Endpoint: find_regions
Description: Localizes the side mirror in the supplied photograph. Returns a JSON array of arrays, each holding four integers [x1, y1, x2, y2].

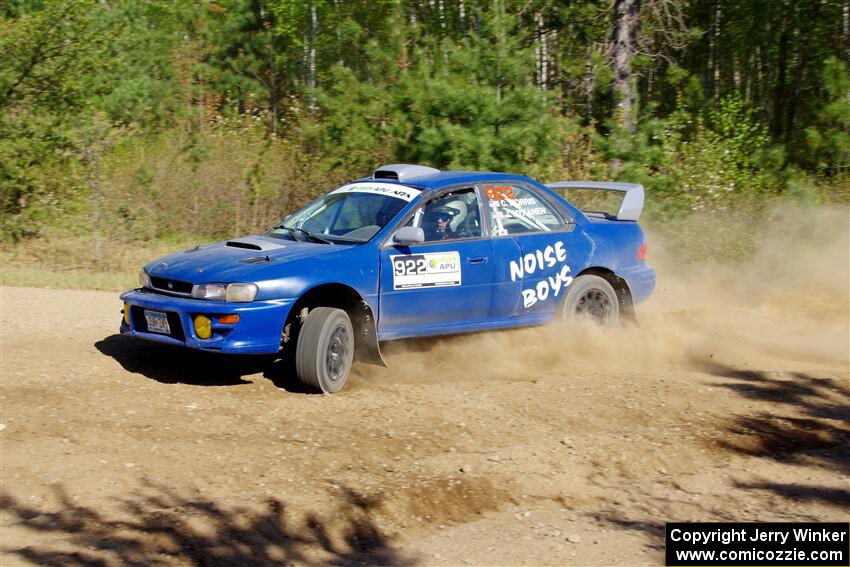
[[392, 226, 425, 246]]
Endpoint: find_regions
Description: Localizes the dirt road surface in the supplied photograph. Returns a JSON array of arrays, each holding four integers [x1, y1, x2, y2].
[[2, 206, 848, 566]]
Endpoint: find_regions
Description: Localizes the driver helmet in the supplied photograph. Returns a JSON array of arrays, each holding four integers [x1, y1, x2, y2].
[[428, 205, 458, 224]]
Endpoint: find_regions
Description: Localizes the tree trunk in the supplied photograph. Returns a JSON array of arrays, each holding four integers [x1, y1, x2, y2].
[[586, 45, 595, 119], [438, 0, 445, 32], [535, 11, 543, 89], [611, 0, 641, 133], [786, 49, 804, 144], [713, 0, 721, 95], [705, 0, 723, 100], [845, 1, 850, 118], [772, 5, 789, 139], [844, 0, 849, 64], [87, 146, 103, 266], [534, 11, 550, 90], [334, 0, 343, 66], [308, 0, 317, 109], [786, 2, 814, 144], [83, 114, 113, 266]]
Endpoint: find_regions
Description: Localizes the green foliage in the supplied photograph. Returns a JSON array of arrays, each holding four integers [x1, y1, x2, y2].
[[71, 114, 326, 249], [92, 2, 183, 128], [0, 0, 108, 112], [311, 64, 396, 173], [707, 95, 770, 162], [313, 6, 569, 179], [0, 0, 111, 240], [2, 0, 848, 251], [804, 57, 850, 174], [396, 10, 565, 177], [0, 0, 184, 241], [603, 93, 774, 220]]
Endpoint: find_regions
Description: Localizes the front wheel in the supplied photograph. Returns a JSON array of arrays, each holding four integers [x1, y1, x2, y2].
[[295, 307, 355, 393], [561, 274, 620, 326]]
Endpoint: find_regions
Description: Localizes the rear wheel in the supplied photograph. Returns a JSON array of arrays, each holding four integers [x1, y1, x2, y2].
[[295, 307, 354, 393], [561, 274, 620, 326]]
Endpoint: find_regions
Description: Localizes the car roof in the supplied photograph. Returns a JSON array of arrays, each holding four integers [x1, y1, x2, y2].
[[352, 170, 537, 193]]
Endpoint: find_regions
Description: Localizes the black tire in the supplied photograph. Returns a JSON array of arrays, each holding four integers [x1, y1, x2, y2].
[[295, 307, 355, 393], [561, 274, 620, 326]]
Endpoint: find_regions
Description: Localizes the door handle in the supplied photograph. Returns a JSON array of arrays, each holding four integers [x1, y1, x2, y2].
[[466, 257, 488, 265]]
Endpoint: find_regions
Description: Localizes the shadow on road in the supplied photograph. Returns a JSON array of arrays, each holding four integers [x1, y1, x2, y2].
[[95, 334, 322, 393], [95, 334, 271, 386], [1, 481, 412, 567], [703, 360, 850, 509], [263, 355, 320, 394], [732, 481, 850, 508], [94, 333, 462, 394], [703, 361, 850, 472], [583, 360, 849, 551]]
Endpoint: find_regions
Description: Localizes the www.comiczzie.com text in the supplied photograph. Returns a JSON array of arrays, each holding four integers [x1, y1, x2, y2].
[[665, 522, 849, 566]]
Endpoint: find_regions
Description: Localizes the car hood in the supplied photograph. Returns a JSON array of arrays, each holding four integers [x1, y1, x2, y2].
[[144, 235, 342, 283]]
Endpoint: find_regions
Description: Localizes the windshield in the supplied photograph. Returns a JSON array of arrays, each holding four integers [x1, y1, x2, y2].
[[266, 182, 418, 243]]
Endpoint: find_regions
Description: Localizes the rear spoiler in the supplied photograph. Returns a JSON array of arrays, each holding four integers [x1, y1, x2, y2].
[[545, 181, 645, 221]]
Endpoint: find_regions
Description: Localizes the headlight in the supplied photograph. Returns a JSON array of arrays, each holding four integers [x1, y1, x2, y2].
[[192, 283, 257, 302], [193, 283, 227, 301], [226, 283, 258, 302], [139, 269, 151, 288]]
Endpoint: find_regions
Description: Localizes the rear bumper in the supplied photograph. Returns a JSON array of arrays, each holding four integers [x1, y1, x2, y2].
[[620, 264, 656, 304], [119, 289, 293, 354]]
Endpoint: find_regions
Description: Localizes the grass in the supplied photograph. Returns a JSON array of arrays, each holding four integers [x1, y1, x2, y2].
[[2, 193, 845, 294], [1, 233, 200, 292], [1, 264, 136, 291]]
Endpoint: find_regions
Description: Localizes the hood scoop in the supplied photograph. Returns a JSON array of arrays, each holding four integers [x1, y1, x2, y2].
[[225, 235, 288, 252], [227, 241, 262, 250]]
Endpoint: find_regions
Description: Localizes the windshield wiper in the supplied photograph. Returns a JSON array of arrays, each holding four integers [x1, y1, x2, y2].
[[276, 225, 334, 244]]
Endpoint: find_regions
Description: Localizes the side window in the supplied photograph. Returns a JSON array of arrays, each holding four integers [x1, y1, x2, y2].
[[484, 183, 566, 236], [406, 188, 482, 242]]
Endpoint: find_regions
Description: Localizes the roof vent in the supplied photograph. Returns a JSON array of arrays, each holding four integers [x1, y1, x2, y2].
[[373, 164, 440, 182]]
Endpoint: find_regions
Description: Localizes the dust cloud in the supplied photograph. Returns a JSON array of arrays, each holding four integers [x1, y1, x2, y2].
[[357, 203, 849, 385]]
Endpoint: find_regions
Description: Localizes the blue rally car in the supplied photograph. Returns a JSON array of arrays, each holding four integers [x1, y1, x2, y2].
[[120, 164, 655, 393]]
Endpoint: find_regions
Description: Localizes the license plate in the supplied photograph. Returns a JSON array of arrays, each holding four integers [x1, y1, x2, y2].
[[144, 310, 171, 334]]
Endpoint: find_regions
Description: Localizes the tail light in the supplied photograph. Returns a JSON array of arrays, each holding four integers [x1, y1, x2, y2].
[[637, 243, 647, 261]]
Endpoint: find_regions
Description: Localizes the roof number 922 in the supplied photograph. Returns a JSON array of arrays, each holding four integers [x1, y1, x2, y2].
[[393, 255, 427, 276]]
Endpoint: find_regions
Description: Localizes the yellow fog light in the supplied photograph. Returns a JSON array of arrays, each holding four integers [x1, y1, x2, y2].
[[123, 302, 130, 326], [194, 315, 212, 339]]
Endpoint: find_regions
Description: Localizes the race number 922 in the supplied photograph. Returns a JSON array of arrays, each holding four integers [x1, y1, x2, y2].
[[393, 255, 427, 276]]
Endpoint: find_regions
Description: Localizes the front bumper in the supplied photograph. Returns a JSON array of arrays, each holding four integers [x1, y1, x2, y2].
[[119, 288, 293, 354]]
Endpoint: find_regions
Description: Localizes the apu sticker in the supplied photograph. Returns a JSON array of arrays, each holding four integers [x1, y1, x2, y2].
[[391, 252, 461, 290]]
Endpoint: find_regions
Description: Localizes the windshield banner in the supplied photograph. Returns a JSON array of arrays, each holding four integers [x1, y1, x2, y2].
[[332, 182, 420, 202]]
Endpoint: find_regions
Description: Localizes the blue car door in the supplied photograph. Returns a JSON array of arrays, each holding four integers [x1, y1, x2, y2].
[[378, 187, 493, 339], [483, 182, 591, 319]]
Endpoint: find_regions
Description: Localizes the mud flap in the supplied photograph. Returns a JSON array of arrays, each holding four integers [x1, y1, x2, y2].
[[355, 301, 387, 367], [615, 280, 637, 325]]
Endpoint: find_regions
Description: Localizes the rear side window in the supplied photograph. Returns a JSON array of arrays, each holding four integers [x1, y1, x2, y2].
[[484, 183, 566, 236]]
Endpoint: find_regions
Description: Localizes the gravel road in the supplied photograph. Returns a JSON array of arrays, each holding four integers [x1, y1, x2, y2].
[[2, 208, 848, 566]]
